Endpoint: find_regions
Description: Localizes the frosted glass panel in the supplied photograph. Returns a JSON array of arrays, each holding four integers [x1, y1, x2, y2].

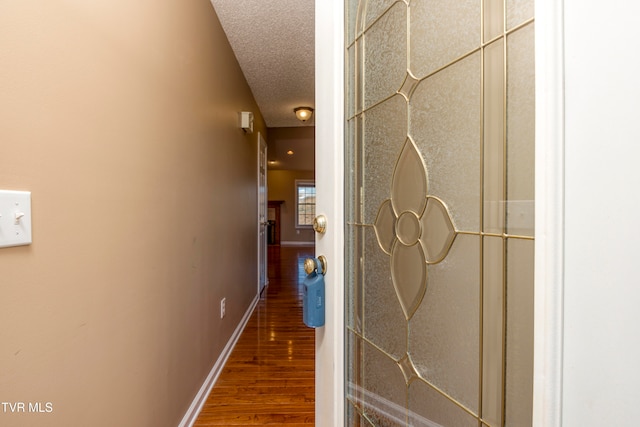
[[361, 340, 408, 426], [411, 53, 482, 232], [482, 236, 504, 426], [355, 0, 367, 38], [409, 234, 480, 412], [363, 95, 407, 224], [347, 403, 374, 427], [348, 45, 356, 119], [363, 227, 406, 359], [410, 0, 481, 78], [346, 403, 360, 426], [408, 380, 478, 427], [347, 0, 359, 44], [374, 200, 396, 254], [420, 197, 456, 263], [396, 211, 421, 246], [506, 23, 535, 237], [505, 238, 534, 426], [356, 114, 365, 221], [483, 39, 505, 234], [363, 2, 407, 108], [507, 0, 534, 30], [390, 241, 427, 320], [484, 0, 504, 42], [391, 138, 427, 216], [345, 1, 534, 424], [346, 118, 359, 223], [346, 225, 364, 332], [363, 0, 396, 29], [347, 329, 364, 411], [356, 40, 364, 114]]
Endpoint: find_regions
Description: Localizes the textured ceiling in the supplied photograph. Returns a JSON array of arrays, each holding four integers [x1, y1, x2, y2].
[[210, 0, 315, 128]]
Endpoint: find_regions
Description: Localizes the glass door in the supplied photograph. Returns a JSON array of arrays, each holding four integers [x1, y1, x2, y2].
[[344, 1, 535, 425]]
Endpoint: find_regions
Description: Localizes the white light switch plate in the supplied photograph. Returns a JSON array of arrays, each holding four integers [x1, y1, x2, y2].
[[0, 190, 32, 248]]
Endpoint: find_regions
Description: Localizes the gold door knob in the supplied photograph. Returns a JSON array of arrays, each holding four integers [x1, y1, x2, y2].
[[304, 255, 328, 275], [304, 258, 316, 275], [313, 215, 327, 234]]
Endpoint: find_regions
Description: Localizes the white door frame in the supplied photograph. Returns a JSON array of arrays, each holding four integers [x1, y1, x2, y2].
[[533, 1, 564, 426], [315, 1, 345, 426], [315, 1, 565, 426]]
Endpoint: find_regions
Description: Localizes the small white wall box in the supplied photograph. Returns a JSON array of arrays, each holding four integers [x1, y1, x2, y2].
[[0, 190, 32, 248], [239, 111, 254, 133]]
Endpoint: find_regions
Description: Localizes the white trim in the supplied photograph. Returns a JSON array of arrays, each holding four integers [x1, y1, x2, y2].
[[533, 0, 564, 425], [280, 241, 315, 247], [315, 0, 345, 426], [178, 295, 259, 427]]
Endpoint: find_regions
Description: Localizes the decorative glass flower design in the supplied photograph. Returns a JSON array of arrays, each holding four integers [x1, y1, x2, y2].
[[373, 137, 457, 320]]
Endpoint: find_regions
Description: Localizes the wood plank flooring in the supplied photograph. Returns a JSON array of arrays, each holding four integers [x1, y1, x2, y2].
[[194, 245, 316, 426]]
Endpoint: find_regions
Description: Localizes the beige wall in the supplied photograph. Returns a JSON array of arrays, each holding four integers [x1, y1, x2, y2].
[[0, 1, 265, 426], [268, 170, 315, 244]]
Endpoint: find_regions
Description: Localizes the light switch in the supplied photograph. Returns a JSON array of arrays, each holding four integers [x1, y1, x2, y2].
[[0, 190, 32, 248]]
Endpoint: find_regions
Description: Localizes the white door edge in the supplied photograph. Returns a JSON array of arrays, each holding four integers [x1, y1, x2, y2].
[[533, 0, 564, 425], [315, 1, 345, 426]]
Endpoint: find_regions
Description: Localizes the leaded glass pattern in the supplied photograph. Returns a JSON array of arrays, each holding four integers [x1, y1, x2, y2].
[[345, 0, 535, 426]]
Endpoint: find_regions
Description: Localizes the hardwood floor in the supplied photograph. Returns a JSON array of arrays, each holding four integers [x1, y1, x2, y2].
[[194, 245, 316, 426]]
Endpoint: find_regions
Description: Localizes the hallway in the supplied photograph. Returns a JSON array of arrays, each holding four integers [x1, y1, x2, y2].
[[194, 245, 316, 426]]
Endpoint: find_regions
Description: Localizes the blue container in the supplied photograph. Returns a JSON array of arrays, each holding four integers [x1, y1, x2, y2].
[[303, 261, 325, 328]]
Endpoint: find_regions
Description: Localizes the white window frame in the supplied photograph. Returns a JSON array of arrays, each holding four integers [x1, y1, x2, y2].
[[295, 180, 316, 229]]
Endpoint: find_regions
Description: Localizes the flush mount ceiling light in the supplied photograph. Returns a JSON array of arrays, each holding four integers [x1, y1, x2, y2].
[[294, 107, 314, 122]]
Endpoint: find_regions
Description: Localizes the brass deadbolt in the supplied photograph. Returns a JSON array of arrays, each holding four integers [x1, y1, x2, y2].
[[313, 215, 327, 234], [317, 255, 327, 275]]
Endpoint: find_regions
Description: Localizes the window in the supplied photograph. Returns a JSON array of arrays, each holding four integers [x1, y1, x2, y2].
[[295, 180, 316, 228]]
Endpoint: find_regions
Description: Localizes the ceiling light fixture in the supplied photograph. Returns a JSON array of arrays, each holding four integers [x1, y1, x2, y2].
[[294, 107, 314, 122], [287, 150, 294, 155]]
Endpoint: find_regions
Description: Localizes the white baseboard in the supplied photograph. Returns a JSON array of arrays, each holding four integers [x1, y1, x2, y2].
[[280, 241, 315, 246], [178, 294, 259, 427]]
